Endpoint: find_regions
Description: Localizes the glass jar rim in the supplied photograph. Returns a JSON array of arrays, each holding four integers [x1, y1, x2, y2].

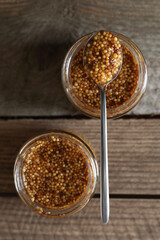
[[14, 130, 98, 217], [61, 31, 147, 119]]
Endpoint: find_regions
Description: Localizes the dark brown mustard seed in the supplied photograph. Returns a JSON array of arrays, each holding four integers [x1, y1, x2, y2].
[[71, 44, 139, 109], [23, 135, 89, 209], [84, 31, 122, 84]]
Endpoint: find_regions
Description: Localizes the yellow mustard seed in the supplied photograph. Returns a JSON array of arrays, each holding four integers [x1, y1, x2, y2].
[[84, 31, 122, 84], [71, 43, 138, 109], [23, 136, 89, 209]]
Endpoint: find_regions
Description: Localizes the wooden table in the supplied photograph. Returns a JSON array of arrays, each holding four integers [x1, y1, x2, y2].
[[0, 1, 160, 239]]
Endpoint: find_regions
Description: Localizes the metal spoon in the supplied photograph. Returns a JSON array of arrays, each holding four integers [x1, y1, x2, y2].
[[83, 32, 123, 224]]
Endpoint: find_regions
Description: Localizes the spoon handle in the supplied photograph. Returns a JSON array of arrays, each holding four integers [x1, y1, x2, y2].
[[100, 86, 109, 224]]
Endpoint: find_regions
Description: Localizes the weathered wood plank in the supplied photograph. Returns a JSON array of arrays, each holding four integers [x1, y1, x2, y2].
[[0, 0, 159, 116], [0, 197, 160, 240], [0, 118, 160, 194]]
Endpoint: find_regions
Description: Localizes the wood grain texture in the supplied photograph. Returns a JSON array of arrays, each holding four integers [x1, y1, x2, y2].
[[0, 0, 159, 116], [0, 197, 160, 240], [0, 118, 160, 194]]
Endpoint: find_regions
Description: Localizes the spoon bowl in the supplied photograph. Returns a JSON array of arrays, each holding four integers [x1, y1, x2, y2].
[[83, 31, 123, 89]]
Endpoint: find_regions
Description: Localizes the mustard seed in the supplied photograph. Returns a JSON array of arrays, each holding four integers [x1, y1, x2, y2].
[[23, 135, 89, 209], [71, 43, 138, 110], [84, 31, 122, 84]]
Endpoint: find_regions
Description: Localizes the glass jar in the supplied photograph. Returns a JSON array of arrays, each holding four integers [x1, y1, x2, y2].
[[61, 32, 147, 119], [14, 130, 98, 218]]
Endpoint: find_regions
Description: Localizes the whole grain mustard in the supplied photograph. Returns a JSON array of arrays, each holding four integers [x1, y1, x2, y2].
[[23, 135, 89, 209], [84, 31, 122, 84], [71, 43, 138, 109]]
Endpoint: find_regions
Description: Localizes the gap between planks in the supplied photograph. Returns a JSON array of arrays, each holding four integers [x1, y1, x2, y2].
[[0, 114, 160, 120]]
